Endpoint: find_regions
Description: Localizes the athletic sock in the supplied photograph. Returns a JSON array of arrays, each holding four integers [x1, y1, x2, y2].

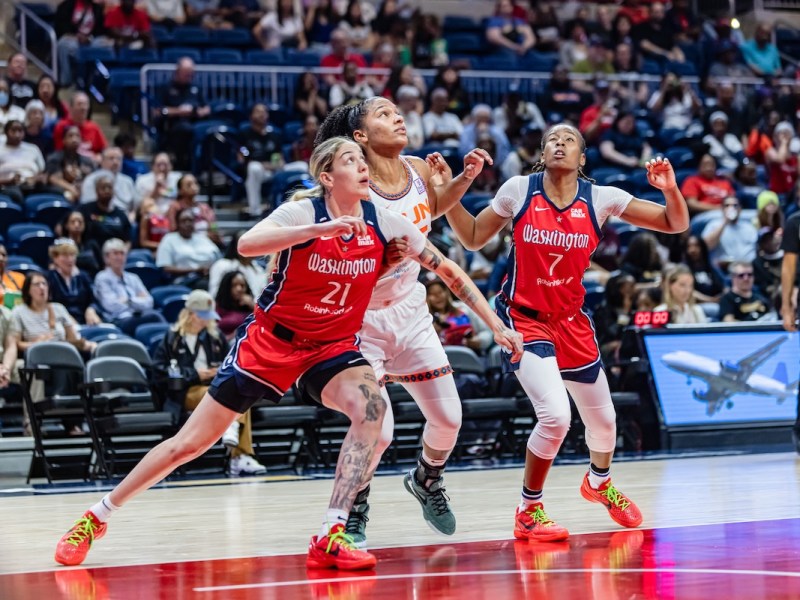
[[414, 452, 446, 489], [89, 494, 120, 523], [320, 509, 349, 537], [588, 463, 611, 489], [519, 485, 543, 511]]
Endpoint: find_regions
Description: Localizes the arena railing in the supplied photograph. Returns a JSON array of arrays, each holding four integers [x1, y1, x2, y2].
[[139, 63, 788, 129]]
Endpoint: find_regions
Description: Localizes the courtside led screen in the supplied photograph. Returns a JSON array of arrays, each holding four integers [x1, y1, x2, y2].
[[642, 327, 799, 427]]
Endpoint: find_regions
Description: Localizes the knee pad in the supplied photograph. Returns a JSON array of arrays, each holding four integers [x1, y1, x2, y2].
[[526, 390, 572, 460]]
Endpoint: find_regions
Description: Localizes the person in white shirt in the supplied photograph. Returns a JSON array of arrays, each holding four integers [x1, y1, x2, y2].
[[253, 0, 306, 50], [144, 0, 186, 25], [655, 265, 708, 324], [207, 231, 266, 298], [135, 152, 182, 212], [0, 119, 45, 186], [329, 61, 375, 109], [702, 111, 744, 173], [81, 146, 139, 217], [156, 207, 222, 289], [702, 196, 758, 266], [422, 88, 463, 147], [396, 85, 424, 151]]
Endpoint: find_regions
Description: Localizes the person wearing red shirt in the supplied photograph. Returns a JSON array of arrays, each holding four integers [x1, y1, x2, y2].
[[104, 0, 153, 49], [53, 91, 107, 162], [320, 29, 367, 86], [578, 80, 617, 146], [680, 153, 736, 214]]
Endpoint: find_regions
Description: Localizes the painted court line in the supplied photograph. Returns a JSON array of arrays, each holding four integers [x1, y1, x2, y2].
[[193, 568, 800, 592]]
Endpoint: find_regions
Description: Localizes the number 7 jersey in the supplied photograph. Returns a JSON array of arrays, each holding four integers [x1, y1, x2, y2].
[[257, 197, 426, 342], [497, 172, 632, 314]]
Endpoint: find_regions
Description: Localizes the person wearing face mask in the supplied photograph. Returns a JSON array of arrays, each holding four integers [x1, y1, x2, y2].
[[702, 196, 758, 267], [0, 79, 26, 127], [719, 260, 771, 322], [654, 265, 707, 324]]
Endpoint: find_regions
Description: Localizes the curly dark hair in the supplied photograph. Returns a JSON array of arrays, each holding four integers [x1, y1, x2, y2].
[[529, 123, 595, 182], [314, 97, 382, 146]]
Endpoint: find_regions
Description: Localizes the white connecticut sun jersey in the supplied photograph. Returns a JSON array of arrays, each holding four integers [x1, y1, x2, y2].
[[367, 156, 432, 309]]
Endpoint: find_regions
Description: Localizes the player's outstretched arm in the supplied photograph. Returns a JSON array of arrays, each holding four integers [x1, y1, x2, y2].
[[445, 202, 509, 251], [618, 157, 690, 234], [415, 149, 493, 218], [239, 215, 367, 257], [412, 240, 523, 361]]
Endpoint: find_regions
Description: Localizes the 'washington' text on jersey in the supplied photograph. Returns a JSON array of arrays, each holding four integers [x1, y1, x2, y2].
[[307, 254, 378, 279], [521, 225, 591, 251]]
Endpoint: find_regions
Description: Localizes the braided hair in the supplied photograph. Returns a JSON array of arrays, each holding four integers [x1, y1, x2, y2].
[[314, 97, 382, 147], [529, 123, 595, 183]]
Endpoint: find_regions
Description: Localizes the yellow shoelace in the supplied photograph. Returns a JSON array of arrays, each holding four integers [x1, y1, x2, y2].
[[600, 484, 631, 510], [64, 517, 99, 547]]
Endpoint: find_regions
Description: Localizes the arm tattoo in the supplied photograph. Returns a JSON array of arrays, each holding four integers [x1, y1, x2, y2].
[[418, 241, 444, 270], [450, 276, 481, 310]]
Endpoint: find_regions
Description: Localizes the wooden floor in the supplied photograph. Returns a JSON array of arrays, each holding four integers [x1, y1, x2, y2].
[[1, 452, 799, 598]]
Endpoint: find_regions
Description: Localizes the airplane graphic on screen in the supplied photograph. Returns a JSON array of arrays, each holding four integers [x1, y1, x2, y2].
[[661, 336, 798, 416]]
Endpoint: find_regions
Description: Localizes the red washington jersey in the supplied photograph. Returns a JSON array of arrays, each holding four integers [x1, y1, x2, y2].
[[257, 197, 426, 342], [494, 172, 631, 314]]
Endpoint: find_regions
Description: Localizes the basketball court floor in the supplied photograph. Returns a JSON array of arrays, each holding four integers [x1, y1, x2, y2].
[[1, 451, 799, 599]]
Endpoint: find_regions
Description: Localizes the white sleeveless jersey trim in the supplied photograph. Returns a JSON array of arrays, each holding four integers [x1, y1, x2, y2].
[[368, 155, 432, 309]]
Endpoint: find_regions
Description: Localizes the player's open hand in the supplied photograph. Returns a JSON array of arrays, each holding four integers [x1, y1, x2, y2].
[[318, 215, 367, 238], [463, 148, 493, 181], [426, 152, 452, 187], [645, 156, 677, 191], [494, 325, 524, 363]]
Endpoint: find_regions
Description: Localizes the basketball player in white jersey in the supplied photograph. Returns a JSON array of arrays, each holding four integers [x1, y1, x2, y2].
[[316, 98, 492, 547]]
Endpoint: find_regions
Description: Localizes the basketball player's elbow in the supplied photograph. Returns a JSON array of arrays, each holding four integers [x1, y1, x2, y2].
[[238, 233, 262, 257]]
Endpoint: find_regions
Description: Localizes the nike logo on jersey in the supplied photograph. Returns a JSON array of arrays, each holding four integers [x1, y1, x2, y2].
[[534, 206, 548, 211], [320, 235, 335, 240], [568, 316, 575, 322]]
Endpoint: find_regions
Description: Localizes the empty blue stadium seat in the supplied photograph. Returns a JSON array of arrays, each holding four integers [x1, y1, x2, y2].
[[7, 223, 53, 250], [5, 257, 44, 275], [125, 262, 164, 289], [443, 16, 482, 33], [173, 26, 210, 46], [126, 249, 156, 265], [285, 49, 323, 66], [210, 28, 254, 47], [24, 193, 65, 218], [161, 294, 188, 323], [117, 47, 159, 66], [162, 47, 203, 64], [135, 322, 170, 348], [151, 285, 192, 308], [0, 201, 25, 237], [80, 324, 124, 342], [33, 200, 72, 231], [664, 148, 696, 169], [445, 33, 482, 54], [246, 49, 285, 65], [205, 49, 243, 64], [18, 232, 54, 268]]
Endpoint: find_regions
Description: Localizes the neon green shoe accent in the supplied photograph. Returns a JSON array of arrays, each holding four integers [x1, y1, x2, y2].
[[600, 484, 631, 511], [64, 517, 101, 547]]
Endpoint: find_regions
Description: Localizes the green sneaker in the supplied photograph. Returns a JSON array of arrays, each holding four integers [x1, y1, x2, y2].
[[344, 499, 370, 549], [403, 469, 456, 535]]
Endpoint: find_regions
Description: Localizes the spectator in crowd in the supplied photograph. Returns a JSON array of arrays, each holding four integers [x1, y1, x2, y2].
[[485, 0, 535, 58], [745, 108, 780, 166], [53, 92, 107, 161], [293, 72, 329, 122], [104, 0, 154, 49], [591, 272, 636, 365], [527, 1, 560, 52], [647, 72, 701, 133], [291, 114, 319, 163], [680, 153, 736, 214], [158, 58, 211, 171], [4, 53, 36, 109], [81, 146, 138, 217], [238, 103, 284, 219], [156, 207, 222, 289], [579, 79, 618, 146], [599, 111, 652, 171], [719, 260, 771, 321], [620, 232, 665, 287], [492, 85, 546, 142], [214, 270, 254, 339], [329, 61, 375, 108], [395, 86, 424, 151], [634, 1, 684, 63], [46, 125, 96, 203], [304, 0, 339, 47], [184, 0, 229, 29], [430, 66, 470, 119], [207, 231, 266, 299], [459, 104, 511, 167], [571, 36, 615, 92], [59, 210, 102, 275], [426, 279, 492, 353], [611, 42, 649, 108], [55, 0, 109, 87], [320, 29, 366, 86], [338, 0, 376, 51], [559, 21, 590, 70], [0, 244, 24, 308], [666, 0, 701, 43], [218, 0, 262, 29], [0, 79, 26, 127], [766, 121, 800, 195], [610, 11, 636, 48], [680, 234, 724, 301], [144, 0, 186, 27], [655, 265, 707, 324], [94, 238, 165, 335], [753, 226, 783, 300], [382, 65, 426, 104], [166, 175, 220, 246], [254, 0, 306, 50], [137, 195, 171, 252], [0, 303, 17, 391], [46, 238, 101, 325], [709, 83, 746, 139], [135, 152, 182, 208], [114, 132, 146, 180], [741, 22, 781, 77], [80, 172, 132, 247], [708, 40, 752, 82], [470, 131, 500, 193], [501, 125, 542, 180], [703, 111, 744, 174], [703, 196, 759, 265], [373, 0, 408, 42], [0, 120, 46, 203], [422, 88, 463, 147], [410, 12, 447, 68], [734, 161, 763, 201], [756, 190, 784, 230], [541, 65, 587, 123], [35, 75, 69, 129], [24, 100, 54, 157], [152, 289, 265, 475]]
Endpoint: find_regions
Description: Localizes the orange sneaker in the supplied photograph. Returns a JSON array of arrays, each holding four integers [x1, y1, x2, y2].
[[55, 511, 108, 566], [513, 503, 570, 542], [306, 523, 377, 571], [580, 474, 643, 528]]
